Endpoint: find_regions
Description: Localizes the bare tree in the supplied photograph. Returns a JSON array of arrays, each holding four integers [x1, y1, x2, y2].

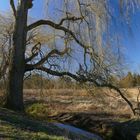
[[1, 0, 139, 111]]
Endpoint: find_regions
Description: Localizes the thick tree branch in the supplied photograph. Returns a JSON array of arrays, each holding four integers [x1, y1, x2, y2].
[[25, 65, 85, 82], [27, 20, 89, 49], [30, 48, 69, 67], [59, 16, 83, 25], [25, 52, 38, 63], [37, 66, 83, 81], [10, 0, 16, 17], [25, 42, 41, 63]]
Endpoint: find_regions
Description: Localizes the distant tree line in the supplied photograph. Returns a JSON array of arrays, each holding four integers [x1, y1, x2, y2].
[[119, 72, 140, 88], [23, 74, 79, 89], [22, 72, 140, 89], [0, 72, 140, 90]]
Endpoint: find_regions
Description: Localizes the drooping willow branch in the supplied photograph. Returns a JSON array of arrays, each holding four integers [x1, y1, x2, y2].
[[27, 19, 101, 66], [27, 19, 88, 49]]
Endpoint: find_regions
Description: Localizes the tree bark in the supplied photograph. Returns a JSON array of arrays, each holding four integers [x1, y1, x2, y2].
[[5, 0, 28, 111]]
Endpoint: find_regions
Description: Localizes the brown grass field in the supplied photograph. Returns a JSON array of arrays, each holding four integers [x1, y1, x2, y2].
[[23, 88, 140, 116]]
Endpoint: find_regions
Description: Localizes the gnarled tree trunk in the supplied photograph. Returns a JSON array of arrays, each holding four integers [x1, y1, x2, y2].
[[5, 0, 28, 111]]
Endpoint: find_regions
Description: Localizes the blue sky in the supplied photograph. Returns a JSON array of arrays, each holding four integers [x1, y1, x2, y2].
[[1, 0, 140, 73]]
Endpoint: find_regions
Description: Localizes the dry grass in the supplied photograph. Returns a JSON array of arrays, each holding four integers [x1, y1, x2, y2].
[[0, 88, 139, 118], [22, 88, 140, 118]]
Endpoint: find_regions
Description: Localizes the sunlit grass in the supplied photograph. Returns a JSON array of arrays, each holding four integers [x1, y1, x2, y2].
[[0, 122, 64, 140], [25, 103, 49, 120]]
